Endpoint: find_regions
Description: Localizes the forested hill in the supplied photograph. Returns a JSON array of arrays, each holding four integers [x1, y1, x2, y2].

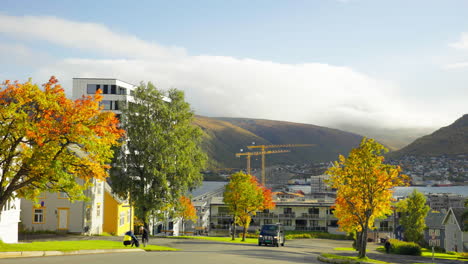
[[389, 114, 468, 158], [193, 116, 363, 169]]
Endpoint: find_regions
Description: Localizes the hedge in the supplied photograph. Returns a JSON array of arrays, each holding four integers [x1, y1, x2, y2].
[[388, 238, 421, 256]]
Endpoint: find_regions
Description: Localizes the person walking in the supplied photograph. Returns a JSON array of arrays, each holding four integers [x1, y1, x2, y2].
[[140, 226, 149, 247]]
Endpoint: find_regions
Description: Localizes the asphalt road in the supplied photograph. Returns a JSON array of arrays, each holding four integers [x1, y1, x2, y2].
[[0, 238, 353, 264]]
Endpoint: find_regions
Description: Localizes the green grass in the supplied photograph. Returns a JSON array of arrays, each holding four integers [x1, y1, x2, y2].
[[334, 247, 355, 251], [420, 248, 468, 261], [177, 236, 257, 244], [0, 240, 178, 252], [321, 253, 389, 264]]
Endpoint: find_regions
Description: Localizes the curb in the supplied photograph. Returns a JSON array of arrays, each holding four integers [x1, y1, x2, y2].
[[0, 249, 144, 259], [317, 255, 378, 264]]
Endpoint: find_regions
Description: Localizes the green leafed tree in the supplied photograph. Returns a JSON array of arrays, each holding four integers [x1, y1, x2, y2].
[[110, 82, 206, 227], [223, 172, 275, 241], [397, 189, 430, 242]]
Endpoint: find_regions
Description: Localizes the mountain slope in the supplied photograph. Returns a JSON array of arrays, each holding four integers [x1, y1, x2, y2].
[[194, 116, 363, 168], [389, 114, 468, 158]]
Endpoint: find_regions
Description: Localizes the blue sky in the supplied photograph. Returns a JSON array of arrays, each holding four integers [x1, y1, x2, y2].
[[1, 0, 467, 132]]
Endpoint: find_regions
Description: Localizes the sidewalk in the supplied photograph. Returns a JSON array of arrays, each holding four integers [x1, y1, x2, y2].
[[0, 248, 144, 259]]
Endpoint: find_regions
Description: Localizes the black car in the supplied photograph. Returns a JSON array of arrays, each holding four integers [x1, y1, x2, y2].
[[258, 224, 285, 247]]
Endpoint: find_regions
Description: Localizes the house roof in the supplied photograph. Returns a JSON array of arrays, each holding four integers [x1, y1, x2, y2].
[[442, 207, 467, 231], [425, 212, 445, 229]]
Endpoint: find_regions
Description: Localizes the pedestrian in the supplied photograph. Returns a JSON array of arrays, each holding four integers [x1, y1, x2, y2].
[[384, 239, 391, 254], [125, 230, 140, 247], [140, 226, 149, 247]]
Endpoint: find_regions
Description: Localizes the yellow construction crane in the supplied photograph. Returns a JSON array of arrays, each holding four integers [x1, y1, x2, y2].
[[235, 149, 291, 176], [246, 144, 314, 185]]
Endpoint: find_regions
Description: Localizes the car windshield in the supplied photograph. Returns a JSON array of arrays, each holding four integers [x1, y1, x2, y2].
[[261, 225, 278, 234]]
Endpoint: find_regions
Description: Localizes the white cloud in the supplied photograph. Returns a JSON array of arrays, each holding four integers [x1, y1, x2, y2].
[[0, 14, 461, 131], [450, 32, 468, 50], [443, 61, 468, 69]]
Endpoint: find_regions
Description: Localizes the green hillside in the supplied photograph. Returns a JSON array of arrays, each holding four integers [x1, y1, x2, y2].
[[194, 116, 363, 169], [389, 114, 468, 158]]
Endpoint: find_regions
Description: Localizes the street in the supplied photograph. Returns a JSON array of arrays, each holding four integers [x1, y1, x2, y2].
[[0, 238, 353, 264]]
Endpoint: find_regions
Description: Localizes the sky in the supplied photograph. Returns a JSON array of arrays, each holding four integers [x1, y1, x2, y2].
[[0, 0, 467, 132]]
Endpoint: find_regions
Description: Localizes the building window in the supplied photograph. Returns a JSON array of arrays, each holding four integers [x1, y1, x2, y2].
[[101, 100, 120, 110], [119, 212, 125, 226], [96, 204, 101, 217], [111, 85, 117, 94], [282, 219, 292, 226], [328, 220, 338, 227], [119, 86, 127, 95], [87, 84, 100, 94], [380, 221, 389, 228], [327, 208, 335, 215], [96, 181, 102, 195], [127, 210, 131, 223], [308, 208, 319, 215], [103, 85, 109, 94], [33, 208, 45, 223], [309, 220, 318, 227], [218, 207, 229, 214], [284, 208, 292, 214], [264, 219, 273, 224]]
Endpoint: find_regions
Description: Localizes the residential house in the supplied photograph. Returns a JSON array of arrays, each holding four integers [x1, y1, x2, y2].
[[442, 207, 468, 252], [208, 191, 342, 236], [20, 178, 105, 234], [424, 211, 446, 249], [102, 182, 133, 236], [0, 197, 21, 243]]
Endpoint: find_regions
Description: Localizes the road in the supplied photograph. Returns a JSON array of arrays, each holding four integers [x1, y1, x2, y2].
[[0, 238, 353, 264]]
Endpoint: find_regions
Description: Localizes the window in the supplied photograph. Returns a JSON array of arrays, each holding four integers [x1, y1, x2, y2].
[[282, 219, 292, 226], [96, 181, 102, 195], [119, 212, 125, 226], [103, 85, 109, 94], [328, 220, 338, 227], [218, 207, 229, 214], [380, 221, 389, 228], [101, 100, 120, 110], [127, 210, 131, 223], [118, 86, 127, 95], [58, 192, 68, 199], [96, 204, 101, 217], [87, 84, 100, 94], [310, 220, 318, 227], [111, 85, 117, 94], [264, 219, 273, 224], [33, 208, 45, 223], [308, 208, 319, 215], [327, 208, 335, 215], [283, 208, 292, 214]]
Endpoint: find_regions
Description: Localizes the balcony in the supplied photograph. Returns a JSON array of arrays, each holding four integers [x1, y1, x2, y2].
[[211, 213, 232, 218], [254, 213, 278, 219], [298, 213, 320, 219], [278, 213, 296, 219]]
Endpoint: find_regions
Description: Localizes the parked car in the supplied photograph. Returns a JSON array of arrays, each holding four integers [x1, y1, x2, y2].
[[258, 224, 285, 247]]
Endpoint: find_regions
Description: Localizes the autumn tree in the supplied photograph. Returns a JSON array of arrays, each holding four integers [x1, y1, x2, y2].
[[110, 82, 206, 228], [397, 189, 430, 242], [326, 138, 409, 258], [0, 77, 123, 209], [176, 196, 197, 234], [223, 172, 275, 241]]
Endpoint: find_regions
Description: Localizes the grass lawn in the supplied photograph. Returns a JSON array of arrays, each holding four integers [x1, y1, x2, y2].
[[321, 253, 389, 264], [177, 236, 257, 244], [0, 240, 178, 252], [420, 249, 468, 261], [333, 247, 355, 251]]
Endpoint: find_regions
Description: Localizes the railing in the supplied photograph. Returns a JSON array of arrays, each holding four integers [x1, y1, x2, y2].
[[298, 213, 320, 219], [254, 213, 278, 218], [211, 213, 232, 218], [279, 213, 296, 218], [294, 226, 327, 232]]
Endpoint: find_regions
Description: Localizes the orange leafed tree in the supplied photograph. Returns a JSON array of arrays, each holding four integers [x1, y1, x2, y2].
[[0, 77, 124, 208], [177, 196, 197, 234], [223, 172, 275, 241], [326, 138, 409, 259]]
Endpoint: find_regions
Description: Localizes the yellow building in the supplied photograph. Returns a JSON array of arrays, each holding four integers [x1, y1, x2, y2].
[[103, 183, 133, 236]]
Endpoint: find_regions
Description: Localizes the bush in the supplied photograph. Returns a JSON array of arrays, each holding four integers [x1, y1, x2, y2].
[[388, 239, 421, 256], [284, 231, 351, 240]]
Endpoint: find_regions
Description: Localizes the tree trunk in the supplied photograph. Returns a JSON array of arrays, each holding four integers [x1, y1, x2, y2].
[[358, 227, 368, 258], [242, 225, 247, 241], [231, 221, 236, 240], [355, 231, 362, 251]]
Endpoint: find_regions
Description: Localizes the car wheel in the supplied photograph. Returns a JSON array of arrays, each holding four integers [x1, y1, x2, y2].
[[276, 242, 279, 247], [258, 242, 262, 246]]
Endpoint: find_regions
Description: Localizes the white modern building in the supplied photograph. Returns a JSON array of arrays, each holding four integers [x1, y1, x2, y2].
[[72, 78, 137, 111], [0, 198, 21, 243]]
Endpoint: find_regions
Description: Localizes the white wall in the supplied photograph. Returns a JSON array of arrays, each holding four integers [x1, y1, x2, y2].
[[0, 198, 21, 243]]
